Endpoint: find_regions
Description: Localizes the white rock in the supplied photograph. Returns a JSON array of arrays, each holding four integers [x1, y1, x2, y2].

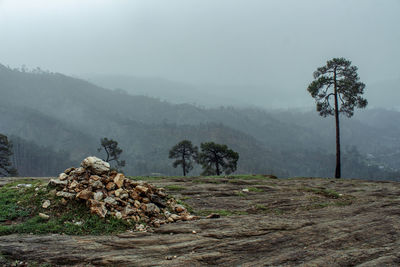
[[146, 203, 160, 214], [81, 156, 110, 175], [242, 188, 249, 192], [113, 173, 125, 188], [42, 200, 51, 209], [104, 197, 117, 205], [115, 211, 122, 219], [56, 191, 76, 199], [93, 191, 104, 201], [58, 173, 68, 181], [39, 213, 50, 220], [91, 180, 103, 189], [49, 178, 68, 186], [69, 180, 79, 189], [120, 193, 129, 199], [17, 184, 33, 188], [114, 188, 123, 197], [124, 206, 136, 215], [170, 214, 181, 221]]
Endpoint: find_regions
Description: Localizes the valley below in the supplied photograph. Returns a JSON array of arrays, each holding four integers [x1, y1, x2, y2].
[[1, 175, 400, 266]]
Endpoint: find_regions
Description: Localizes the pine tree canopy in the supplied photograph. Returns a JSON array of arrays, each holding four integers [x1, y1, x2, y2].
[[198, 142, 239, 176], [169, 140, 198, 176], [307, 57, 367, 118]]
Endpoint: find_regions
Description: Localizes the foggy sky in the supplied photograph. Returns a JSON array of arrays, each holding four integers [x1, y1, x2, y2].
[[0, 0, 399, 108]]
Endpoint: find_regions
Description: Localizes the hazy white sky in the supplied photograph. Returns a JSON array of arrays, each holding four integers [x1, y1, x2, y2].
[[0, 0, 399, 107]]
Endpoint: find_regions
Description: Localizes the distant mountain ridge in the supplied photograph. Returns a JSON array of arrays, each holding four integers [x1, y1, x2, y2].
[[0, 64, 399, 180]]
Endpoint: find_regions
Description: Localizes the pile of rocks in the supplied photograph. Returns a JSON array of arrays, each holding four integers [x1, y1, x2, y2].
[[49, 156, 197, 228]]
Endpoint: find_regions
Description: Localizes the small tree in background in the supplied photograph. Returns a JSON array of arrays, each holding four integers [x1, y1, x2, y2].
[[169, 140, 198, 176], [98, 137, 125, 169], [0, 133, 17, 177], [198, 142, 239, 176], [307, 57, 367, 178]]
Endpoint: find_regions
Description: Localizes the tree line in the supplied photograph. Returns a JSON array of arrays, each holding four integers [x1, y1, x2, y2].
[[1, 57, 368, 179], [98, 138, 240, 176], [169, 140, 239, 176]]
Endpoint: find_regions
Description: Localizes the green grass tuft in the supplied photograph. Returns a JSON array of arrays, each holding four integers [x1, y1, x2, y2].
[[302, 187, 341, 199], [164, 185, 186, 191], [247, 187, 264, 192], [236, 191, 246, 197], [0, 180, 134, 236]]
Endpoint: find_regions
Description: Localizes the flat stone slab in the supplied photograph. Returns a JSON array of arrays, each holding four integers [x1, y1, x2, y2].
[[1, 177, 400, 266]]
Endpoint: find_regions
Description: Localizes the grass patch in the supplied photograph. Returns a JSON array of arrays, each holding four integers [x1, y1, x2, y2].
[[247, 187, 264, 192], [0, 180, 134, 236], [272, 208, 285, 215], [126, 176, 164, 181], [236, 191, 246, 197], [195, 209, 248, 216], [226, 174, 276, 180], [253, 205, 285, 215], [302, 187, 341, 199], [164, 185, 186, 191], [0, 180, 45, 222], [304, 201, 353, 210], [192, 179, 223, 184], [198, 174, 276, 180]]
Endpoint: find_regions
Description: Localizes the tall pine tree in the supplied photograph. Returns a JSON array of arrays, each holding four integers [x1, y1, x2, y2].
[[169, 140, 198, 176], [307, 58, 367, 178]]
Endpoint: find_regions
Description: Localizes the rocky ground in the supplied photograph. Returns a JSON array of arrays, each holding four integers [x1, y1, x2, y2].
[[1, 175, 400, 266]]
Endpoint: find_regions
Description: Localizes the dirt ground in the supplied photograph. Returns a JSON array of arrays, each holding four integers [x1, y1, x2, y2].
[[1, 176, 400, 266]]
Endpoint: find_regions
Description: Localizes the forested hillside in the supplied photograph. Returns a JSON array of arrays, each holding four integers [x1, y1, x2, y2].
[[0, 64, 399, 179]]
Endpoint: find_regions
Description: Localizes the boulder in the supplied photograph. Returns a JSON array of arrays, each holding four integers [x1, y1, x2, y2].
[[104, 197, 118, 205], [91, 180, 103, 189], [76, 189, 93, 200], [93, 191, 104, 201], [56, 191, 75, 199], [63, 167, 75, 175], [49, 178, 67, 187], [115, 188, 124, 197], [81, 156, 110, 175], [145, 203, 160, 214], [135, 185, 148, 194], [113, 173, 125, 188], [90, 201, 107, 218], [70, 167, 85, 176], [58, 173, 68, 181], [106, 182, 116, 190], [174, 204, 186, 213]]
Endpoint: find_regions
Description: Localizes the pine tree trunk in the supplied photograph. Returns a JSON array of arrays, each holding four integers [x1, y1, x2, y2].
[[182, 153, 186, 176], [333, 69, 341, 178]]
